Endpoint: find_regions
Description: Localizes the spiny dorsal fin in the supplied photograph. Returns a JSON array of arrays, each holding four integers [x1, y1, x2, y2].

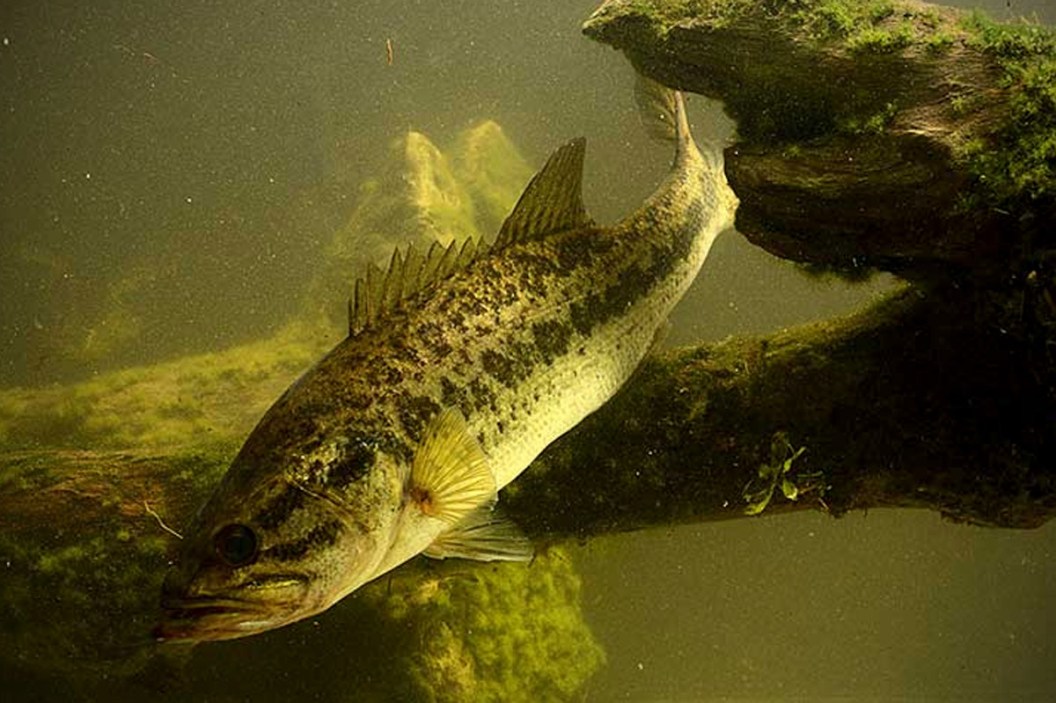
[[494, 137, 592, 248], [356, 261, 385, 332], [348, 237, 487, 337]]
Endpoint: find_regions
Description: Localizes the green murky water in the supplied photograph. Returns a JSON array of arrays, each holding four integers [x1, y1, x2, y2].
[[2, 1, 1054, 700]]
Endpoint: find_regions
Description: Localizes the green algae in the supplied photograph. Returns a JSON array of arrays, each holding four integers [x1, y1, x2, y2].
[[453, 121, 534, 238], [0, 322, 328, 453], [308, 120, 532, 331], [958, 12, 1056, 207], [847, 21, 916, 53], [837, 100, 899, 135], [359, 548, 605, 702], [402, 131, 480, 247], [924, 30, 956, 54], [776, 2, 1056, 209], [780, 0, 942, 50], [0, 523, 172, 681]]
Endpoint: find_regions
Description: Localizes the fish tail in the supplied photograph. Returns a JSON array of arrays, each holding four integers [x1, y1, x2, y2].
[[633, 74, 693, 162]]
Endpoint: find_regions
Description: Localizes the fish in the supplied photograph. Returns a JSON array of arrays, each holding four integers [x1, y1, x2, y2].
[[155, 79, 739, 642], [385, 37, 394, 66]]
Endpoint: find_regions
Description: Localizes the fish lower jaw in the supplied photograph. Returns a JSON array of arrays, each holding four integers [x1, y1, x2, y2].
[[155, 612, 290, 643], [155, 597, 306, 643]]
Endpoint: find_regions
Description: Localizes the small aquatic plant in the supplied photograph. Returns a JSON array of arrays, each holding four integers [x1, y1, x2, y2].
[[742, 431, 826, 515]]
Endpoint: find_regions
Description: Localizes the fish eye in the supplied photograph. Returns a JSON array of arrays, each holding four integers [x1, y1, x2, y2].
[[213, 524, 259, 567]]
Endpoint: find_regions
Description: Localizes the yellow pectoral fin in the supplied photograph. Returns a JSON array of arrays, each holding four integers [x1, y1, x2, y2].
[[409, 407, 496, 524]]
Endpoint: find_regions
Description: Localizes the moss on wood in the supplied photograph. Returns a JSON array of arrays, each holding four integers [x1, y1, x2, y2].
[[584, 0, 1056, 278]]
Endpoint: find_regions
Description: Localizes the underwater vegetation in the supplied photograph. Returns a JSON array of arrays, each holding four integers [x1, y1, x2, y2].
[[741, 431, 818, 516], [958, 10, 1056, 208], [0, 121, 533, 455], [361, 550, 605, 702], [0, 519, 601, 702], [307, 120, 533, 331], [0, 323, 326, 453]]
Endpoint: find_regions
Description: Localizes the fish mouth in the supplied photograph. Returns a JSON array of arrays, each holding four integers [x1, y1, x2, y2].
[[156, 590, 305, 643]]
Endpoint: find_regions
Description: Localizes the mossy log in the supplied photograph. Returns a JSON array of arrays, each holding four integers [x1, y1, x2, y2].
[[564, 0, 1056, 524], [3, 285, 1051, 550], [584, 0, 1056, 279], [4, 285, 1054, 694]]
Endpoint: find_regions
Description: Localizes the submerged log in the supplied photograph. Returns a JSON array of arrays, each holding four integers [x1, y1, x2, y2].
[[3, 281, 1055, 692], [3, 286, 1051, 547], [583, 0, 1056, 280], [507, 286, 1056, 537], [566, 0, 1056, 530]]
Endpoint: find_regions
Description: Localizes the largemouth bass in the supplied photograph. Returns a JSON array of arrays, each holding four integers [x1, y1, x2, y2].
[[156, 83, 738, 642]]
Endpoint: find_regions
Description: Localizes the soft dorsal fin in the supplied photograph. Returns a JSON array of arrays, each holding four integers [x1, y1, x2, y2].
[[494, 138, 592, 248], [349, 237, 488, 336]]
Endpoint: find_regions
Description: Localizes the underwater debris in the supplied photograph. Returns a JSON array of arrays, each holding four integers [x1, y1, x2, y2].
[[143, 500, 183, 540]]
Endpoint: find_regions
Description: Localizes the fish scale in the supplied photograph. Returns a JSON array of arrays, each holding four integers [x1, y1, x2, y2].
[[156, 82, 738, 642]]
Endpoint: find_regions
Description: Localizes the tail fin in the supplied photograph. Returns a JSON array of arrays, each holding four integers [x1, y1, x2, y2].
[[634, 74, 692, 160]]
